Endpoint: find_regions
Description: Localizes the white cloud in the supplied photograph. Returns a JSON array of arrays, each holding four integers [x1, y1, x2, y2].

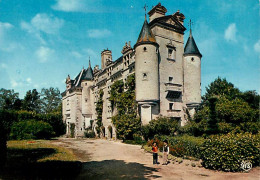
[[71, 51, 83, 58], [87, 29, 112, 38], [26, 77, 32, 84], [21, 14, 64, 44], [0, 22, 13, 36], [31, 13, 64, 34], [254, 39, 260, 58], [11, 80, 19, 88], [52, 0, 87, 12], [224, 23, 237, 42], [0, 63, 7, 69], [35, 46, 55, 63]]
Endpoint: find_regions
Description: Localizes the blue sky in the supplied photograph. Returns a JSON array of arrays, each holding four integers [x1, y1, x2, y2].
[[0, 0, 259, 98]]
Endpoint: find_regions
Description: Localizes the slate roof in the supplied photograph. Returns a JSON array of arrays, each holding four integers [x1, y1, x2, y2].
[[184, 30, 202, 57], [135, 18, 157, 46], [72, 63, 94, 87]]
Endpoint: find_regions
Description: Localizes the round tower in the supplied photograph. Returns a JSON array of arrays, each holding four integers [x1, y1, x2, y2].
[[134, 17, 159, 124], [183, 28, 202, 109]]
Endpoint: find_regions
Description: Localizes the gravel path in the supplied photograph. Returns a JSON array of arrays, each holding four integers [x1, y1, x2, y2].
[[52, 138, 259, 180]]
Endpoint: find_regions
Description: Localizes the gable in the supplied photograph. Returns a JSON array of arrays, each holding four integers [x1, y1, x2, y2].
[[149, 15, 186, 34]]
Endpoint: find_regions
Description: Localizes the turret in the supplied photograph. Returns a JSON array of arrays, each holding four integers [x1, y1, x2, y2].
[[134, 16, 159, 124], [183, 27, 202, 109], [101, 49, 112, 69], [81, 59, 94, 127]]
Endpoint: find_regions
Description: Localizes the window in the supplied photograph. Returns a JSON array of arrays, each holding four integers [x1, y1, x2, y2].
[[168, 49, 173, 59], [169, 77, 173, 82], [143, 73, 147, 80], [191, 57, 194, 61], [167, 47, 176, 60], [143, 47, 147, 51], [169, 103, 174, 110]]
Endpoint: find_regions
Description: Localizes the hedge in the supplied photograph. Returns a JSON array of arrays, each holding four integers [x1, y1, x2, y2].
[[10, 119, 54, 140], [0, 110, 65, 138], [149, 135, 205, 159], [201, 132, 260, 172]]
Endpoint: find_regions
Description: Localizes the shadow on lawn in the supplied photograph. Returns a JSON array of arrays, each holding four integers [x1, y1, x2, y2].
[[0, 148, 82, 180], [0, 148, 160, 180]]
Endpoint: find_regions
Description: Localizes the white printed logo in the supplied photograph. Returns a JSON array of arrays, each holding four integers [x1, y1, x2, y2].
[[241, 160, 252, 172]]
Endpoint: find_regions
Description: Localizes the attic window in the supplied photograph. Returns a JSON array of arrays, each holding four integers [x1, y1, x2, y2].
[[143, 47, 147, 51]]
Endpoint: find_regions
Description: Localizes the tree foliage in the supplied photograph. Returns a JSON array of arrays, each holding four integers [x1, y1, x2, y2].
[[188, 77, 259, 136], [142, 116, 180, 140], [95, 90, 104, 136], [22, 89, 41, 113], [40, 87, 62, 113], [0, 88, 21, 110]]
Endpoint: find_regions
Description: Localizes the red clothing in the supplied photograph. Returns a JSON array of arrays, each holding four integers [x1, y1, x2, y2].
[[152, 146, 158, 153]]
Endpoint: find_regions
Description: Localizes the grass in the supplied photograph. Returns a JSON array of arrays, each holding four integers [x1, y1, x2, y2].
[[7, 140, 77, 162], [0, 140, 81, 179]]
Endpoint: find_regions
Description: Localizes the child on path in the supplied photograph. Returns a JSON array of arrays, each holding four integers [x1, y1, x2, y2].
[[152, 142, 158, 165], [162, 140, 169, 165]]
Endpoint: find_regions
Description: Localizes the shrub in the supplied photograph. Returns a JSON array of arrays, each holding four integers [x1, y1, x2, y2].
[[155, 135, 204, 159], [84, 130, 95, 138], [201, 132, 260, 172], [142, 117, 180, 140], [10, 119, 54, 140]]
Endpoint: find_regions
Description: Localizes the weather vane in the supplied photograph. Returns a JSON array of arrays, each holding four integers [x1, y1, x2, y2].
[[144, 4, 148, 19]]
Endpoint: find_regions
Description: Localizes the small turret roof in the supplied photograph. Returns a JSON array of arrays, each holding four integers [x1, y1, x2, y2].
[[135, 19, 157, 46], [184, 30, 202, 57]]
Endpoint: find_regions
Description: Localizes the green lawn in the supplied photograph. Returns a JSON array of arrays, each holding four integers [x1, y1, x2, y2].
[[0, 140, 82, 179]]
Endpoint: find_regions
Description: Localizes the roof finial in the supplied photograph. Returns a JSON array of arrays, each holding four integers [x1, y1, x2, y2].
[[144, 4, 148, 20], [89, 57, 91, 68], [188, 19, 193, 37]]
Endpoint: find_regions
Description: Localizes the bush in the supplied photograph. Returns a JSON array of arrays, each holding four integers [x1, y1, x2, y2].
[[10, 119, 54, 140], [147, 135, 204, 159], [201, 132, 260, 172], [84, 130, 95, 138], [142, 117, 180, 140], [156, 135, 204, 159]]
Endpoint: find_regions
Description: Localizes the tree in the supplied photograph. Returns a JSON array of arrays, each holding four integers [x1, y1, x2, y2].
[[41, 87, 62, 113], [239, 90, 259, 110], [0, 88, 21, 110], [203, 77, 240, 102], [22, 89, 41, 113], [189, 77, 259, 136]]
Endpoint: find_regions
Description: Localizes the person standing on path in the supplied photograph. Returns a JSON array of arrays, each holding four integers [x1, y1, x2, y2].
[[162, 140, 169, 165], [152, 142, 159, 165]]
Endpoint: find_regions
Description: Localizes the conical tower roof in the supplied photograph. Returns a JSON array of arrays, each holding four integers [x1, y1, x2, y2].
[[184, 30, 202, 57], [135, 18, 158, 48], [82, 60, 94, 80]]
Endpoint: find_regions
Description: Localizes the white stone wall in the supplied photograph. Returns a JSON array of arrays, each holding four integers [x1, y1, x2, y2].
[[183, 55, 201, 104], [135, 44, 159, 102]]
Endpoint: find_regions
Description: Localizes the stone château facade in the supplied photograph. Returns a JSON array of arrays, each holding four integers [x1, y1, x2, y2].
[[62, 3, 202, 138]]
